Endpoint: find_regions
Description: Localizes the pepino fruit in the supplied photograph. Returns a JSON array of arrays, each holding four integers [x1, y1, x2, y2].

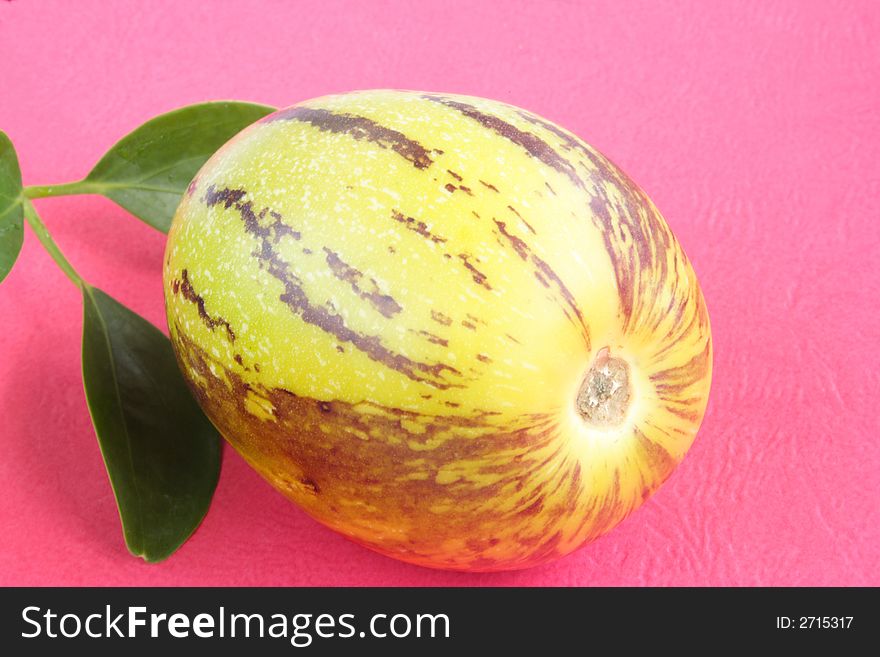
[[163, 90, 712, 571]]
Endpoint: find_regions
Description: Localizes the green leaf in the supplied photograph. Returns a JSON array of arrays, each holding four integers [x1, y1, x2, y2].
[[0, 131, 24, 284], [86, 101, 276, 232], [81, 285, 221, 562]]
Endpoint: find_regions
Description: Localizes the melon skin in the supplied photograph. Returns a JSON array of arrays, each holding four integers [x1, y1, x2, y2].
[[163, 90, 712, 571]]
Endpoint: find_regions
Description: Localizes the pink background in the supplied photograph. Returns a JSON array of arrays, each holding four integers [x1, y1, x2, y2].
[[1, 0, 878, 586]]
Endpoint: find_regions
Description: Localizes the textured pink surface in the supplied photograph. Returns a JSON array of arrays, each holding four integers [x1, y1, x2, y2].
[[1, 0, 878, 586]]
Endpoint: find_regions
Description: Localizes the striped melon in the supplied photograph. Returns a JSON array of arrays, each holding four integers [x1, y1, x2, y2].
[[163, 90, 712, 571]]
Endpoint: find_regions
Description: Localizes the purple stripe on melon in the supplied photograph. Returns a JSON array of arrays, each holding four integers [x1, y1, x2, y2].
[[264, 106, 434, 170], [323, 247, 403, 318], [422, 95, 584, 190], [202, 185, 462, 389], [174, 269, 236, 343], [492, 219, 590, 347], [517, 108, 690, 334]]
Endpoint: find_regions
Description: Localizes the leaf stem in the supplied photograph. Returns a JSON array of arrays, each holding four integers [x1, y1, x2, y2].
[[24, 180, 101, 199], [22, 199, 84, 287]]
